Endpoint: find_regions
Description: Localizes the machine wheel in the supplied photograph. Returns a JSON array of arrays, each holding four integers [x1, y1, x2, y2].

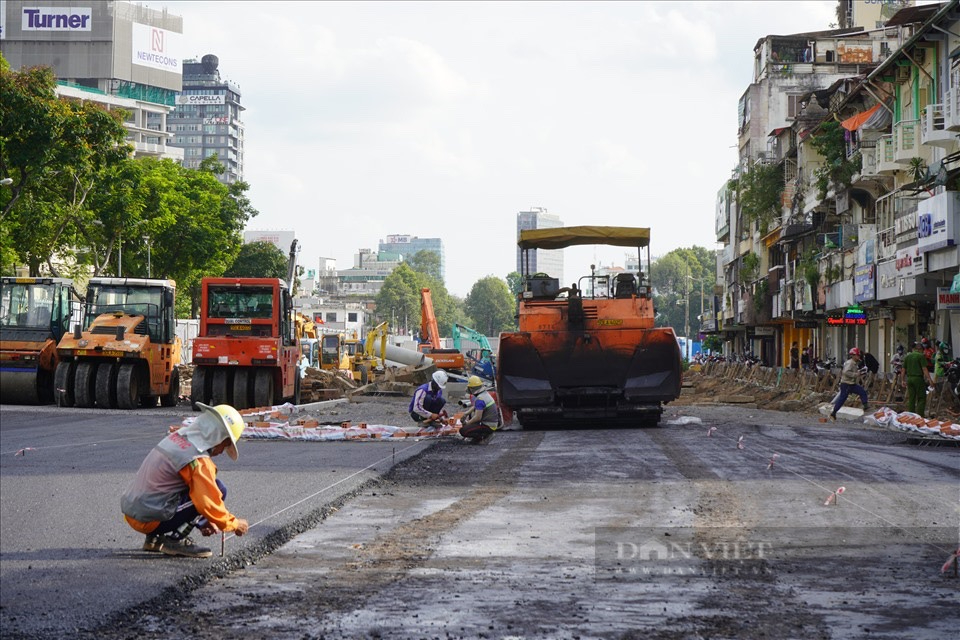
[[211, 368, 231, 406], [54, 361, 75, 407], [74, 361, 97, 408], [232, 368, 252, 410], [95, 362, 119, 409], [191, 366, 210, 410], [37, 368, 54, 404], [253, 368, 275, 408], [358, 365, 369, 386], [160, 367, 180, 407], [116, 363, 141, 410]]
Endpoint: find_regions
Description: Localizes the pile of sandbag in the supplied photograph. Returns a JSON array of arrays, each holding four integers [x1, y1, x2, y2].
[[863, 407, 960, 440]]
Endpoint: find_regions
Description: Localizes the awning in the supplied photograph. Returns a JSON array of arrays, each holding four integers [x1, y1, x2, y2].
[[768, 127, 788, 137], [841, 103, 882, 131]]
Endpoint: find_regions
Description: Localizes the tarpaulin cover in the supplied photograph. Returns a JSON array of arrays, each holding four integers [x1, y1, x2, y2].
[[518, 226, 651, 250], [841, 103, 882, 131]]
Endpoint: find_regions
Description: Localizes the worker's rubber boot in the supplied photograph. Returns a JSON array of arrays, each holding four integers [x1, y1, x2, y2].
[[161, 536, 212, 558]]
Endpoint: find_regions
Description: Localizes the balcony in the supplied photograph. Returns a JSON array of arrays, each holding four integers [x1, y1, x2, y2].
[[893, 119, 922, 163], [946, 88, 960, 131], [877, 135, 898, 173], [920, 105, 956, 148]]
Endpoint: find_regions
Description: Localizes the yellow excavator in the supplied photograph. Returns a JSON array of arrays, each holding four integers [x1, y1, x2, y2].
[[346, 322, 387, 385]]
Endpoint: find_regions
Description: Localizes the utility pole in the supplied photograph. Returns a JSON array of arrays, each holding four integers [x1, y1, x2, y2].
[[683, 275, 690, 360]]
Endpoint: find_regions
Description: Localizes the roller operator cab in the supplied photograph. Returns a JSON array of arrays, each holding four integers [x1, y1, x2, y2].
[[190, 277, 300, 410], [496, 226, 682, 428], [54, 278, 181, 409], [0, 277, 77, 404]]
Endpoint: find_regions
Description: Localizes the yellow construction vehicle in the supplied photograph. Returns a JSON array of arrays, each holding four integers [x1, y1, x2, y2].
[[55, 277, 182, 409], [295, 312, 320, 367], [349, 322, 388, 385], [319, 332, 352, 374]]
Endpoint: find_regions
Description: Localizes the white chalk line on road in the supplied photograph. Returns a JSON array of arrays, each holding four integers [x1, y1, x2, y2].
[[225, 440, 426, 542], [1, 433, 157, 456], [701, 427, 958, 555]]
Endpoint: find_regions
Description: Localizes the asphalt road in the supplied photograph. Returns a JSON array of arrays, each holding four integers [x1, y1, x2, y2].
[[0, 402, 432, 639], [2, 400, 958, 639]]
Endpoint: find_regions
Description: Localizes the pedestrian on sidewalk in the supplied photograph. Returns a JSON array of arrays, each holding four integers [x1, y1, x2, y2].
[[121, 403, 250, 558], [790, 342, 800, 370], [902, 341, 933, 417], [831, 347, 869, 420], [459, 375, 501, 444]]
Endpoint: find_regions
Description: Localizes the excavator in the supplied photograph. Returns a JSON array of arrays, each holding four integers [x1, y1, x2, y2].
[[418, 287, 464, 372], [0, 277, 77, 404], [349, 321, 388, 385], [452, 323, 496, 381], [497, 225, 682, 427]]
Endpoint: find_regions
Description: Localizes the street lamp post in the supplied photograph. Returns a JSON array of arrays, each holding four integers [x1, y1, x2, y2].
[[143, 235, 152, 278]]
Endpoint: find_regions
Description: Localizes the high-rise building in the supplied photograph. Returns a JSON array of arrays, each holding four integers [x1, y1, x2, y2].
[[516, 207, 564, 279], [166, 54, 244, 183], [1, 0, 184, 161], [377, 235, 445, 282]]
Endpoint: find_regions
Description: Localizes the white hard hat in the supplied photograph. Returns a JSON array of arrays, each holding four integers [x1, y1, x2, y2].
[[431, 370, 448, 389]]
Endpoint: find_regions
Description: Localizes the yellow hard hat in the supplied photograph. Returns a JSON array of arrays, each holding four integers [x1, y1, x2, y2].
[[466, 375, 484, 390], [199, 403, 245, 460]]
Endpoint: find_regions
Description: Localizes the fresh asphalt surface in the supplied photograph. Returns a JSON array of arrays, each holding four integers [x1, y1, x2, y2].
[[0, 403, 432, 639]]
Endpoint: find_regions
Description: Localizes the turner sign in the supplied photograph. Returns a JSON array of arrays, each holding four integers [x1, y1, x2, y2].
[[22, 7, 92, 31]]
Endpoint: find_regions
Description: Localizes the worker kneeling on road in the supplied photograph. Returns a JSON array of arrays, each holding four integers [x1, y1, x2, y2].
[[459, 375, 501, 444], [121, 403, 250, 558], [410, 370, 449, 426]]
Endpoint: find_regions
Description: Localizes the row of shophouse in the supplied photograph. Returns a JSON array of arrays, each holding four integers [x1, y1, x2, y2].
[[709, 0, 960, 373]]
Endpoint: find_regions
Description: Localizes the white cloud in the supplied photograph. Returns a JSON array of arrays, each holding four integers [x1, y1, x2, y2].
[[163, 0, 838, 296]]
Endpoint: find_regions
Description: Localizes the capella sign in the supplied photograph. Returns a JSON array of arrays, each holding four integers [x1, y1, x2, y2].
[[22, 7, 93, 31]]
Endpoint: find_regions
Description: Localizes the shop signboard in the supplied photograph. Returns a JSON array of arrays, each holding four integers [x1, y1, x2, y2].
[[917, 192, 960, 253], [853, 264, 875, 303], [936, 287, 960, 311]]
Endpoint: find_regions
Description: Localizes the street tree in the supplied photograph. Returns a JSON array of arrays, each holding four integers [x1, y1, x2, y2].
[[1, 55, 131, 275], [406, 250, 442, 282], [225, 241, 288, 278], [375, 262, 423, 336], [464, 276, 516, 336], [505, 271, 523, 296]]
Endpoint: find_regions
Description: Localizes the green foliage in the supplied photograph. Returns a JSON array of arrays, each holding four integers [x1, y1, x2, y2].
[[737, 163, 783, 235], [650, 247, 717, 335], [798, 247, 820, 291], [225, 241, 288, 279], [1, 56, 132, 275], [375, 263, 427, 336], [464, 276, 516, 336], [702, 334, 723, 352], [0, 56, 257, 318], [754, 278, 769, 313], [505, 271, 523, 296], [741, 252, 760, 281], [406, 250, 442, 282], [809, 121, 861, 200]]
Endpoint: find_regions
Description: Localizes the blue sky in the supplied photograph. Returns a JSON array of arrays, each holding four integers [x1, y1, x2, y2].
[[163, 1, 838, 296]]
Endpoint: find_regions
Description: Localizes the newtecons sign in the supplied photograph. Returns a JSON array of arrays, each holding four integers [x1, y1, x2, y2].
[[131, 22, 182, 75]]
